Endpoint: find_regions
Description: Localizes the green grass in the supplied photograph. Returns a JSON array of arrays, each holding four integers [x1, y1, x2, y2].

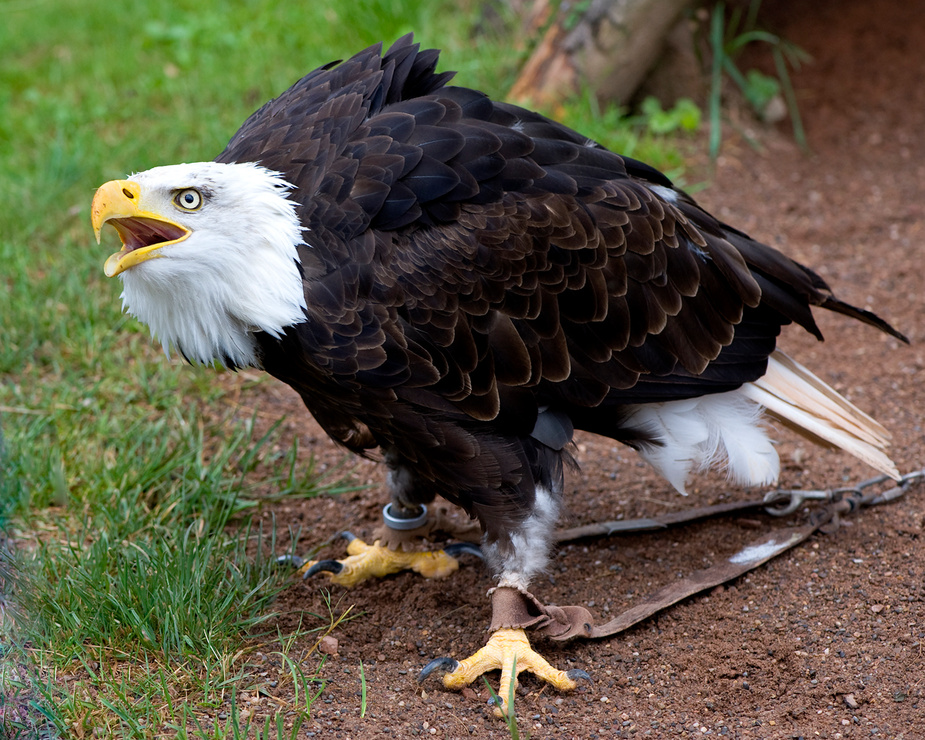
[[0, 0, 688, 735]]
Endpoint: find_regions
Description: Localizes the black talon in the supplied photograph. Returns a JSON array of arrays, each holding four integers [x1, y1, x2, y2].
[[337, 531, 358, 543], [276, 554, 305, 569], [303, 559, 345, 580], [418, 657, 459, 682], [567, 668, 593, 683], [443, 542, 483, 559]]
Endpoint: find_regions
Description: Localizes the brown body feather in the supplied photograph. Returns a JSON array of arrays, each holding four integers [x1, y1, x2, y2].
[[217, 37, 904, 542]]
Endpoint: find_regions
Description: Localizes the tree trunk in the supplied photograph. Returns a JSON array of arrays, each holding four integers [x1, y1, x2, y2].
[[510, 0, 694, 108]]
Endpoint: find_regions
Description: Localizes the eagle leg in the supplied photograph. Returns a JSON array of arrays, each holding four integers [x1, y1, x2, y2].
[[292, 533, 478, 588], [419, 627, 589, 717]]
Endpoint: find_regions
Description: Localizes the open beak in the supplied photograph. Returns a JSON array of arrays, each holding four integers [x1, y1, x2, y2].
[[91, 180, 191, 277]]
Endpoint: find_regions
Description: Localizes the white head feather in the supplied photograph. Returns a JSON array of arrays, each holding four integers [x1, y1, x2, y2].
[[117, 161, 307, 368]]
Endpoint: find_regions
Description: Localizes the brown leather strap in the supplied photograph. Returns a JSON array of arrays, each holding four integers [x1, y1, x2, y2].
[[489, 518, 825, 643], [551, 522, 821, 641]]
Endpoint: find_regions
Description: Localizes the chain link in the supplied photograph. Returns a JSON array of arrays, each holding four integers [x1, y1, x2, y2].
[[763, 467, 925, 518]]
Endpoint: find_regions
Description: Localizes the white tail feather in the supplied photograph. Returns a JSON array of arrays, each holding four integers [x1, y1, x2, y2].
[[741, 350, 899, 481]]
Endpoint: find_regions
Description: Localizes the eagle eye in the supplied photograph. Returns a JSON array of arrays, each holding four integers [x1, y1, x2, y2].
[[175, 188, 202, 210]]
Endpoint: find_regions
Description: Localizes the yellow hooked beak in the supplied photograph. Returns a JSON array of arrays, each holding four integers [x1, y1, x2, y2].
[[91, 180, 191, 277]]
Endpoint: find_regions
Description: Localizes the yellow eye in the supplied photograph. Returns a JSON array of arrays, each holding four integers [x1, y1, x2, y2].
[[175, 189, 202, 210]]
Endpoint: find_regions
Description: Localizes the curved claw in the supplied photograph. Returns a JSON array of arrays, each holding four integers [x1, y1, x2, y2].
[[418, 657, 460, 683], [278, 531, 357, 573], [276, 553, 306, 569], [566, 668, 593, 683], [443, 542, 483, 560], [303, 559, 345, 580]]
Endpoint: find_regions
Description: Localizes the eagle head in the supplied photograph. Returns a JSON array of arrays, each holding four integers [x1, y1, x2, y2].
[[91, 161, 307, 368]]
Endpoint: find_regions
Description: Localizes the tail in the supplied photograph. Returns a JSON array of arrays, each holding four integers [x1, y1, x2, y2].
[[741, 350, 900, 480]]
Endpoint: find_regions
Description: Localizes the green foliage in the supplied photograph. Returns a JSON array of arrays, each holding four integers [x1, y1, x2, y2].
[[17, 433, 302, 660], [637, 96, 702, 135], [741, 69, 780, 114], [708, 0, 811, 157], [2, 411, 344, 736]]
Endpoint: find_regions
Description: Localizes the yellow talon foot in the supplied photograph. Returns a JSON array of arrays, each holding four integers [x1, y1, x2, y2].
[[419, 628, 590, 717], [294, 535, 475, 588]]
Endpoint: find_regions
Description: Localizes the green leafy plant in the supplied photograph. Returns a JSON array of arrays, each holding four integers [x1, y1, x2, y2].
[[708, 0, 810, 157], [636, 96, 702, 135]]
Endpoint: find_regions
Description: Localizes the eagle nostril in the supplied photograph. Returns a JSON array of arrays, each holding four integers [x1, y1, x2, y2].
[[122, 187, 134, 199]]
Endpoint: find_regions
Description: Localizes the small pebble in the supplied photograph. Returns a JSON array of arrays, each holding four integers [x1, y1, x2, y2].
[[319, 635, 339, 656]]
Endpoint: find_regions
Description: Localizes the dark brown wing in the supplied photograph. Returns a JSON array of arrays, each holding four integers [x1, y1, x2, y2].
[[221, 37, 905, 521]]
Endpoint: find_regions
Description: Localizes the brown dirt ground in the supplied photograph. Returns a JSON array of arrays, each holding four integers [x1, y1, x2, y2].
[[218, 2, 925, 737]]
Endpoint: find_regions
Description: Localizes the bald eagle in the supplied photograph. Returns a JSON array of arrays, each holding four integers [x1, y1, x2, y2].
[[92, 36, 904, 715]]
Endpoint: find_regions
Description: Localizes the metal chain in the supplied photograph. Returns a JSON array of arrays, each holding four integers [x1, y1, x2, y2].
[[763, 467, 925, 520]]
